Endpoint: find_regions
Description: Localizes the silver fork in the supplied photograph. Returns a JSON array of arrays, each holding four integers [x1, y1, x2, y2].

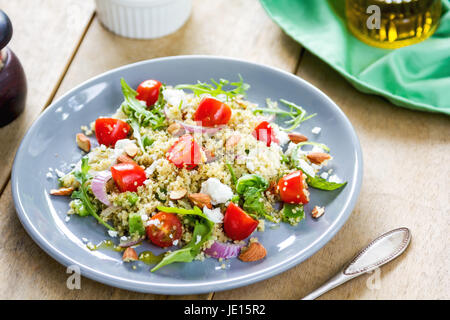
[[302, 227, 411, 300]]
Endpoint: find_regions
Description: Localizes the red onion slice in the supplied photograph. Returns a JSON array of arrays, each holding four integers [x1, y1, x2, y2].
[[177, 121, 224, 135], [119, 236, 145, 248], [204, 241, 244, 259], [91, 171, 112, 206]]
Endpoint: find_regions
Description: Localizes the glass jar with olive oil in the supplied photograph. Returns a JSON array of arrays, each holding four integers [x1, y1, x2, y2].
[[346, 0, 442, 49]]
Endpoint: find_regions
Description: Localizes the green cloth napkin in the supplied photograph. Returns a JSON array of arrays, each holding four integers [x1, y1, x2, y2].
[[260, 0, 450, 115]]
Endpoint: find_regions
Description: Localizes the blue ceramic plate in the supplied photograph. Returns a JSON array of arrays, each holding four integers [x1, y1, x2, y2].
[[12, 56, 363, 294]]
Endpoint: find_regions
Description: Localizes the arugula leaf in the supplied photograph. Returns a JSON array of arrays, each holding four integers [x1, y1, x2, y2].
[[120, 78, 166, 151], [151, 206, 214, 272], [150, 248, 193, 271], [175, 75, 250, 100], [71, 157, 115, 231], [281, 203, 305, 225], [253, 99, 316, 132], [306, 175, 347, 191]]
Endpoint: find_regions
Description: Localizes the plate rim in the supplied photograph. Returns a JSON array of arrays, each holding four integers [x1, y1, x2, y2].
[[11, 55, 363, 295]]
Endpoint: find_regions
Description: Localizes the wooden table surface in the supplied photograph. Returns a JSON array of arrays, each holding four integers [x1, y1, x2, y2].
[[0, 0, 448, 300]]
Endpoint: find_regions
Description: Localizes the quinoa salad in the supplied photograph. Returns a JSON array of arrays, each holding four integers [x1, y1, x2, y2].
[[50, 77, 346, 271]]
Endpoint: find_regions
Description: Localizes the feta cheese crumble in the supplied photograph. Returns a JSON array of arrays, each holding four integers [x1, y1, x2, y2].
[[108, 230, 118, 238], [203, 206, 224, 223], [200, 178, 233, 205], [328, 174, 342, 183], [297, 159, 316, 177], [311, 127, 322, 134]]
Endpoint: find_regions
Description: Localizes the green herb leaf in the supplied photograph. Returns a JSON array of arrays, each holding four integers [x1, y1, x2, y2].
[[235, 174, 269, 217], [253, 99, 316, 132], [176, 75, 250, 100], [241, 187, 266, 217], [306, 175, 347, 191], [236, 174, 269, 195], [150, 248, 194, 272], [225, 163, 237, 186]]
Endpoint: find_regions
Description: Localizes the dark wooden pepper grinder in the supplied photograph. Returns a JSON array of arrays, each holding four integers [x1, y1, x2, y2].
[[0, 10, 27, 127]]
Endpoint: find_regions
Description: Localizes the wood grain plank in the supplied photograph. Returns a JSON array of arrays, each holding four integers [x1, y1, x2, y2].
[[0, 0, 301, 299], [0, 0, 95, 192], [214, 53, 450, 300]]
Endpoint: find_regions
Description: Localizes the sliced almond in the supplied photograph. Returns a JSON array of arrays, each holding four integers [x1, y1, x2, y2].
[[311, 206, 325, 219], [124, 143, 139, 158], [288, 132, 308, 144], [306, 152, 331, 165], [169, 188, 187, 200], [117, 154, 137, 165], [188, 193, 212, 209], [50, 187, 74, 196], [167, 123, 184, 136], [76, 133, 91, 152], [239, 242, 267, 262], [225, 134, 241, 149], [122, 247, 138, 262]]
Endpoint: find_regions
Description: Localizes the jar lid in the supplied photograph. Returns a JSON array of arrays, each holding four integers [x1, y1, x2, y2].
[[0, 10, 13, 51]]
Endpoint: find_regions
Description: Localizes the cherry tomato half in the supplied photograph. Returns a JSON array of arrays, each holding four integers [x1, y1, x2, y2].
[[136, 79, 162, 107], [167, 134, 204, 170], [110, 163, 146, 193], [193, 97, 232, 127], [223, 203, 258, 241], [95, 118, 131, 147], [277, 170, 309, 204], [252, 121, 279, 147], [146, 212, 182, 248]]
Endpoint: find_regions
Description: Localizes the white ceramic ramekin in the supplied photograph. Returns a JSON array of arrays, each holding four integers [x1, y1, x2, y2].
[[95, 0, 192, 39]]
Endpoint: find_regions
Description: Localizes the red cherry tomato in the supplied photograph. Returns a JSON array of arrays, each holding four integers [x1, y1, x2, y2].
[[252, 121, 279, 147], [146, 212, 182, 248], [95, 118, 131, 147], [167, 134, 204, 170], [223, 203, 259, 241], [136, 79, 162, 107], [193, 97, 232, 127], [110, 163, 146, 193], [277, 170, 309, 204]]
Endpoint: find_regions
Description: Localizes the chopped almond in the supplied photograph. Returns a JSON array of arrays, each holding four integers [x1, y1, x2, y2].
[[288, 132, 308, 144], [167, 123, 184, 136], [311, 206, 325, 219], [239, 242, 267, 262], [76, 133, 91, 152], [50, 187, 74, 196], [188, 193, 212, 209], [169, 189, 187, 200], [117, 154, 137, 165], [122, 247, 138, 262], [124, 143, 139, 158], [307, 152, 331, 165]]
